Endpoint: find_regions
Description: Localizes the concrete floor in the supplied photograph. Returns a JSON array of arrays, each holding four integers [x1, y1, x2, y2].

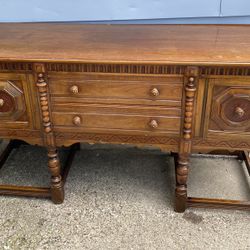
[[0, 142, 249, 250]]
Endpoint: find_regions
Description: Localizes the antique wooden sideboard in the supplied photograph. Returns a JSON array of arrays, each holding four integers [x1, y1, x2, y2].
[[0, 23, 249, 212]]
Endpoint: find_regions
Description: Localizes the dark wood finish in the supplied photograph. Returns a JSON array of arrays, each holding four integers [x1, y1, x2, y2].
[[0, 185, 51, 197], [187, 197, 250, 210], [34, 63, 64, 204], [0, 140, 78, 200], [175, 67, 198, 212], [49, 74, 183, 104], [173, 152, 250, 212], [0, 23, 249, 211], [1, 24, 250, 65], [0, 91, 15, 113], [206, 79, 250, 135], [52, 109, 181, 134]]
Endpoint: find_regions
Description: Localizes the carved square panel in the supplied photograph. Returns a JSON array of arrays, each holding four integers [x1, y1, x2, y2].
[[0, 80, 25, 120], [209, 85, 250, 132]]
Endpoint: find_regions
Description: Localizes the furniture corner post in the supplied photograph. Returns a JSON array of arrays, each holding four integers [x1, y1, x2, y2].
[[34, 63, 64, 204], [175, 66, 198, 213]]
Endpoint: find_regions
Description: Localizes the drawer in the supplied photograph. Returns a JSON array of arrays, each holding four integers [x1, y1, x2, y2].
[[49, 73, 183, 106], [52, 104, 181, 135], [203, 78, 250, 138]]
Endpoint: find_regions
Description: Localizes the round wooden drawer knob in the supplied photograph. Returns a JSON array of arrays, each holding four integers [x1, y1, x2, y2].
[[0, 98, 4, 107], [189, 77, 195, 82], [70, 85, 79, 94], [73, 116, 81, 126], [235, 107, 245, 117], [149, 119, 158, 129], [150, 88, 160, 97]]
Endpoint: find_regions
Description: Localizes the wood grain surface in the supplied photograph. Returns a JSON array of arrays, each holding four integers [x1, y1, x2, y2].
[[0, 23, 249, 212], [0, 24, 250, 65]]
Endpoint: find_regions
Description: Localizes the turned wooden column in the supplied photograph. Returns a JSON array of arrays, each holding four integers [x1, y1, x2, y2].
[[175, 66, 198, 212], [34, 63, 64, 204]]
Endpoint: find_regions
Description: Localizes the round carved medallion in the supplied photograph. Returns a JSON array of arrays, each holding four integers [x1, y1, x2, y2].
[[0, 90, 15, 113], [223, 98, 250, 123]]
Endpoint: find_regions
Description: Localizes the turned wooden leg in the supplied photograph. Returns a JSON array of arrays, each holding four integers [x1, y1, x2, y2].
[[0, 142, 78, 201], [175, 153, 189, 213], [48, 147, 64, 204], [174, 67, 198, 212]]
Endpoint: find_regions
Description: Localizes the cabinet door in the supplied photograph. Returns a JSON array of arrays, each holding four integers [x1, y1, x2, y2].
[[203, 78, 250, 139], [0, 73, 36, 129]]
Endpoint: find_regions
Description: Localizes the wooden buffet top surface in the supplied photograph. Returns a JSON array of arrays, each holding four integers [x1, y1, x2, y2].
[[0, 23, 250, 65]]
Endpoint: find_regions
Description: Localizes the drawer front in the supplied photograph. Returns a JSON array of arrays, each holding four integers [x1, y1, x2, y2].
[[50, 73, 182, 135], [52, 105, 181, 135], [49, 73, 183, 106], [204, 78, 250, 138]]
